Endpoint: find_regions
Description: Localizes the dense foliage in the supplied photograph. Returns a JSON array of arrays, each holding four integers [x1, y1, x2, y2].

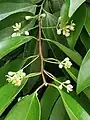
[[0, 0, 90, 119]]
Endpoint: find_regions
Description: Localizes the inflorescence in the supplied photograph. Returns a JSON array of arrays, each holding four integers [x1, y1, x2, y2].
[[59, 80, 73, 93], [6, 70, 26, 86], [12, 23, 29, 37], [8, 14, 73, 93], [57, 17, 75, 37], [59, 57, 72, 69]]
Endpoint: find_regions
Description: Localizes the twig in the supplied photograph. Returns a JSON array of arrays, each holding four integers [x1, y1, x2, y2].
[[38, 0, 47, 85], [22, 55, 39, 70]]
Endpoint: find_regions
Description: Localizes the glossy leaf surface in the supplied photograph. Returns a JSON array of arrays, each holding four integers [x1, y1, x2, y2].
[[69, 0, 86, 17], [60, 90, 90, 120], [77, 49, 90, 94], [5, 93, 41, 120], [0, 79, 28, 115]]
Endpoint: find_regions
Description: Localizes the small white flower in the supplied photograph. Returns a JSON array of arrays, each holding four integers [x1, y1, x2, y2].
[[65, 32, 70, 37], [14, 79, 21, 86], [22, 72, 26, 77], [41, 13, 46, 18], [66, 84, 73, 93], [12, 79, 17, 84], [16, 32, 21, 36], [64, 61, 72, 69], [17, 70, 26, 78], [12, 23, 21, 31], [25, 16, 32, 20], [18, 97, 22, 102], [63, 29, 70, 37], [69, 26, 75, 31], [59, 63, 63, 69], [66, 25, 70, 29], [58, 17, 61, 21], [24, 31, 29, 36], [64, 80, 71, 84], [8, 71, 15, 76], [69, 21, 75, 31], [64, 57, 70, 62], [12, 33, 17, 37], [6, 78, 13, 83], [57, 29, 62, 35], [59, 84, 63, 89], [6, 70, 26, 86], [11, 32, 21, 37]]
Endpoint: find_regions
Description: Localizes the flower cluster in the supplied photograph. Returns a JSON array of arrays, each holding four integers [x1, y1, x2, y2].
[[12, 23, 29, 37], [59, 57, 72, 69], [57, 17, 75, 37], [59, 80, 73, 93], [6, 70, 26, 86]]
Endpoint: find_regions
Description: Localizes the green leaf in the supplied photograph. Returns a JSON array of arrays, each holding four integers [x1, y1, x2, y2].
[[65, 64, 90, 101], [60, 0, 70, 28], [0, 0, 42, 4], [65, 67, 78, 81], [42, 12, 58, 41], [65, 65, 90, 101], [42, 11, 70, 59], [84, 87, 90, 100], [21, 19, 36, 32], [49, 97, 69, 120], [60, 90, 90, 120], [0, 79, 28, 115], [49, 0, 64, 13], [67, 5, 86, 49], [85, 6, 90, 35], [69, 0, 86, 17], [65, 62, 90, 101], [77, 49, 90, 94], [80, 29, 90, 51], [44, 38, 82, 65], [42, 12, 66, 58], [5, 93, 41, 120], [0, 36, 33, 59], [43, 0, 50, 12], [0, 3, 36, 21], [41, 86, 59, 120]]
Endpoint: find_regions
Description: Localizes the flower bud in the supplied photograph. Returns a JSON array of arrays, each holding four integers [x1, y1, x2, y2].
[[25, 16, 32, 20], [64, 80, 71, 84], [24, 31, 29, 36], [65, 31, 70, 37], [59, 63, 63, 69], [57, 29, 62, 35], [69, 26, 75, 31], [66, 84, 73, 93], [40, 13, 46, 18], [11, 32, 21, 37], [8, 71, 15, 76], [64, 57, 69, 62], [59, 84, 63, 89], [58, 17, 61, 22], [15, 79, 21, 86]]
